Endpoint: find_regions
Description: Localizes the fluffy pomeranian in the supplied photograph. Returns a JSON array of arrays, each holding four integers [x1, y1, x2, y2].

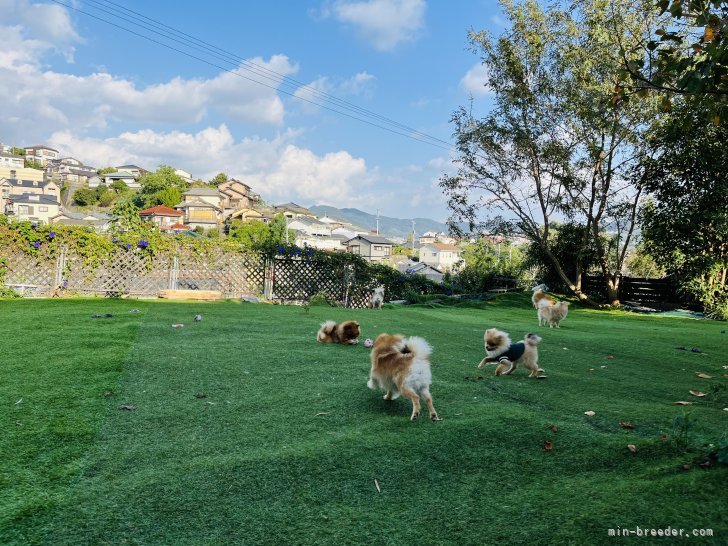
[[477, 328, 544, 377], [369, 286, 385, 309], [317, 320, 361, 344], [537, 300, 570, 328], [532, 287, 555, 309], [367, 333, 439, 421]]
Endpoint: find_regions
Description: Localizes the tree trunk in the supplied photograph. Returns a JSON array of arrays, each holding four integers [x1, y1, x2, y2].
[[542, 245, 603, 307]]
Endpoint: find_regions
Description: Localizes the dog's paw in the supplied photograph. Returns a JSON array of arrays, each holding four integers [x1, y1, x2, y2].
[[431, 413, 441, 422], [410, 411, 420, 421]]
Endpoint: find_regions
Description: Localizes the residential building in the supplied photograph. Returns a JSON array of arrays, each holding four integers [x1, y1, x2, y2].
[[288, 216, 332, 237], [50, 211, 111, 231], [115, 165, 149, 179], [419, 243, 463, 273], [90, 170, 140, 190], [175, 188, 223, 230], [24, 145, 60, 166], [139, 205, 185, 229], [174, 169, 193, 183], [344, 234, 394, 263], [1, 177, 59, 213], [401, 261, 445, 283], [295, 233, 348, 251], [4, 193, 61, 224], [0, 167, 45, 183], [218, 178, 259, 212], [47, 159, 97, 184], [227, 208, 271, 224], [274, 202, 316, 219], [0, 152, 25, 169]]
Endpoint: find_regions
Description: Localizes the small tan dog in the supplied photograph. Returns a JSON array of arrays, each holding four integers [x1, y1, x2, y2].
[[537, 300, 570, 328], [369, 286, 385, 309], [532, 287, 555, 308], [317, 320, 361, 344], [367, 333, 440, 421], [477, 328, 544, 377]]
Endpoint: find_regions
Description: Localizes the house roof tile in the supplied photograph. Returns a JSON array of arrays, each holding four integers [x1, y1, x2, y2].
[[139, 205, 184, 217]]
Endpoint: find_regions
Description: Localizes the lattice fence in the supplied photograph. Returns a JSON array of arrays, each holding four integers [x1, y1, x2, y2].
[[0, 247, 266, 299]]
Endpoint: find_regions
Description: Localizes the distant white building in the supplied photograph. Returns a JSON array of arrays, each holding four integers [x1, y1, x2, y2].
[[419, 243, 463, 273]]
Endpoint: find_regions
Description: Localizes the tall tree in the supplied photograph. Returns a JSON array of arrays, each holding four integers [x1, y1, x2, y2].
[[638, 101, 728, 317], [441, 0, 663, 305], [134, 165, 188, 209], [617, 0, 727, 121]]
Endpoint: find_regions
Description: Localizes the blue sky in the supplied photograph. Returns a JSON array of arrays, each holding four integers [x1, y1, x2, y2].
[[1, 0, 505, 220]]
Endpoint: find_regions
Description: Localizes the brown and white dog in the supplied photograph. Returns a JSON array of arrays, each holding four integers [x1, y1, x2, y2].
[[532, 286, 555, 309], [367, 333, 440, 421], [369, 286, 385, 309], [477, 328, 544, 377], [537, 300, 570, 328], [317, 320, 361, 344]]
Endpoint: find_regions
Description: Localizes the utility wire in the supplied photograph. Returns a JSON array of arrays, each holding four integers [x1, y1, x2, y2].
[[50, 0, 455, 153]]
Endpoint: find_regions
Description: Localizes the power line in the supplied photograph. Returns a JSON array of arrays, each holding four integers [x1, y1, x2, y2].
[[50, 0, 455, 153]]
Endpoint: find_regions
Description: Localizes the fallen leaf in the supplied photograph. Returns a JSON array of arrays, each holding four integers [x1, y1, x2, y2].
[[315, 412, 330, 417], [724, 408, 728, 412], [682, 463, 692, 471], [119, 404, 136, 411], [619, 421, 635, 429], [699, 460, 712, 469], [695, 372, 712, 379], [15, 398, 23, 405], [600, 365, 607, 368], [689, 390, 706, 397], [193, 393, 208, 399], [606, 354, 614, 360], [660, 434, 668, 441], [535, 375, 547, 379], [627, 444, 637, 453], [544, 441, 553, 451], [549, 424, 558, 432], [103, 391, 114, 397], [374, 479, 381, 493], [584, 411, 596, 417], [673, 401, 693, 405], [589, 368, 595, 372]]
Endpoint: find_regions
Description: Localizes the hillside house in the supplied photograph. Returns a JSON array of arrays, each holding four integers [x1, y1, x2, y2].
[[115, 165, 149, 179], [4, 193, 60, 224], [0, 167, 45, 183], [1, 177, 59, 214], [50, 211, 111, 231], [345, 234, 394, 263], [419, 243, 463, 273], [175, 188, 223, 230], [218, 179, 259, 212], [0, 152, 25, 169], [139, 205, 185, 229], [24, 145, 60, 166]]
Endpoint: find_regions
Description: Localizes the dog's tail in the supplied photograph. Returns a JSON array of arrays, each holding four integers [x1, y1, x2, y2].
[[402, 336, 432, 360], [317, 320, 337, 341]]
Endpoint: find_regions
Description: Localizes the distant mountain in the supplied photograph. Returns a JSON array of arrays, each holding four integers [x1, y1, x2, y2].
[[308, 205, 449, 240]]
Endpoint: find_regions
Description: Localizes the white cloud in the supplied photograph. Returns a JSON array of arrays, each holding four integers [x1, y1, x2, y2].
[[49, 125, 373, 206], [460, 63, 492, 97], [324, 0, 426, 51], [0, 0, 82, 61]]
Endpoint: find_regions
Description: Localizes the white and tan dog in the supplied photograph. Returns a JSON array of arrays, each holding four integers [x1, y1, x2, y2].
[[537, 300, 570, 328], [317, 320, 361, 344], [367, 333, 440, 421], [478, 328, 544, 377], [369, 286, 385, 309], [532, 286, 555, 309]]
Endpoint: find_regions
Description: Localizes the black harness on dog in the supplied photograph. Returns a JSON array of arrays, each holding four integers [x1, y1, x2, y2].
[[498, 342, 525, 362]]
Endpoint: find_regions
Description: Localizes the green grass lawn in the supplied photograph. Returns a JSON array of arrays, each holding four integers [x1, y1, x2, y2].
[[1, 294, 727, 545]]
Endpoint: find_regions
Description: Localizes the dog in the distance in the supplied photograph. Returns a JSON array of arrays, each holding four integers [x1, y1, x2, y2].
[[367, 333, 440, 421], [477, 328, 544, 377], [531, 284, 555, 309], [369, 286, 385, 309], [537, 300, 570, 328], [317, 320, 361, 344]]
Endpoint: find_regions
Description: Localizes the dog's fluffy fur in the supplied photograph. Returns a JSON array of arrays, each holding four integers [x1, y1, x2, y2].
[[369, 286, 385, 309], [531, 287, 555, 309], [477, 328, 544, 377], [537, 300, 570, 328], [317, 320, 361, 344], [367, 333, 439, 421]]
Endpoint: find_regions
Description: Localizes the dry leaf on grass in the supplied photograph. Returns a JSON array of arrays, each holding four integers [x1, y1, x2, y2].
[[660, 434, 668, 441], [548, 424, 558, 432], [193, 393, 208, 399], [544, 441, 553, 451], [695, 372, 713, 379], [673, 401, 693, 405], [627, 444, 637, 453], [119, 404, 136, 411], [315, 412, 330, 417], [689, 390, 706, 397], [374, 479, 381, 493], [606, 354, 614, 360], [584, 411, 596, 417], [619, 421, 635, 429]]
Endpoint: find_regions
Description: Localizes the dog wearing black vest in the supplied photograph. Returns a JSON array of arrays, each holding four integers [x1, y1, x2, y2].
[[477, 328, 544, 377]]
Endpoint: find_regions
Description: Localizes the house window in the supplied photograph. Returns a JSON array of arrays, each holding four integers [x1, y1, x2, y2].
[[373, 245, 382, 251], [383, 247, 391, 256], [39, 206, 48, 212], [18, 205, 30, 214]]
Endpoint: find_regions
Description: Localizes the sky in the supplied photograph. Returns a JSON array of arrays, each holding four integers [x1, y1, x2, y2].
[[0, 0, 506, 221]]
